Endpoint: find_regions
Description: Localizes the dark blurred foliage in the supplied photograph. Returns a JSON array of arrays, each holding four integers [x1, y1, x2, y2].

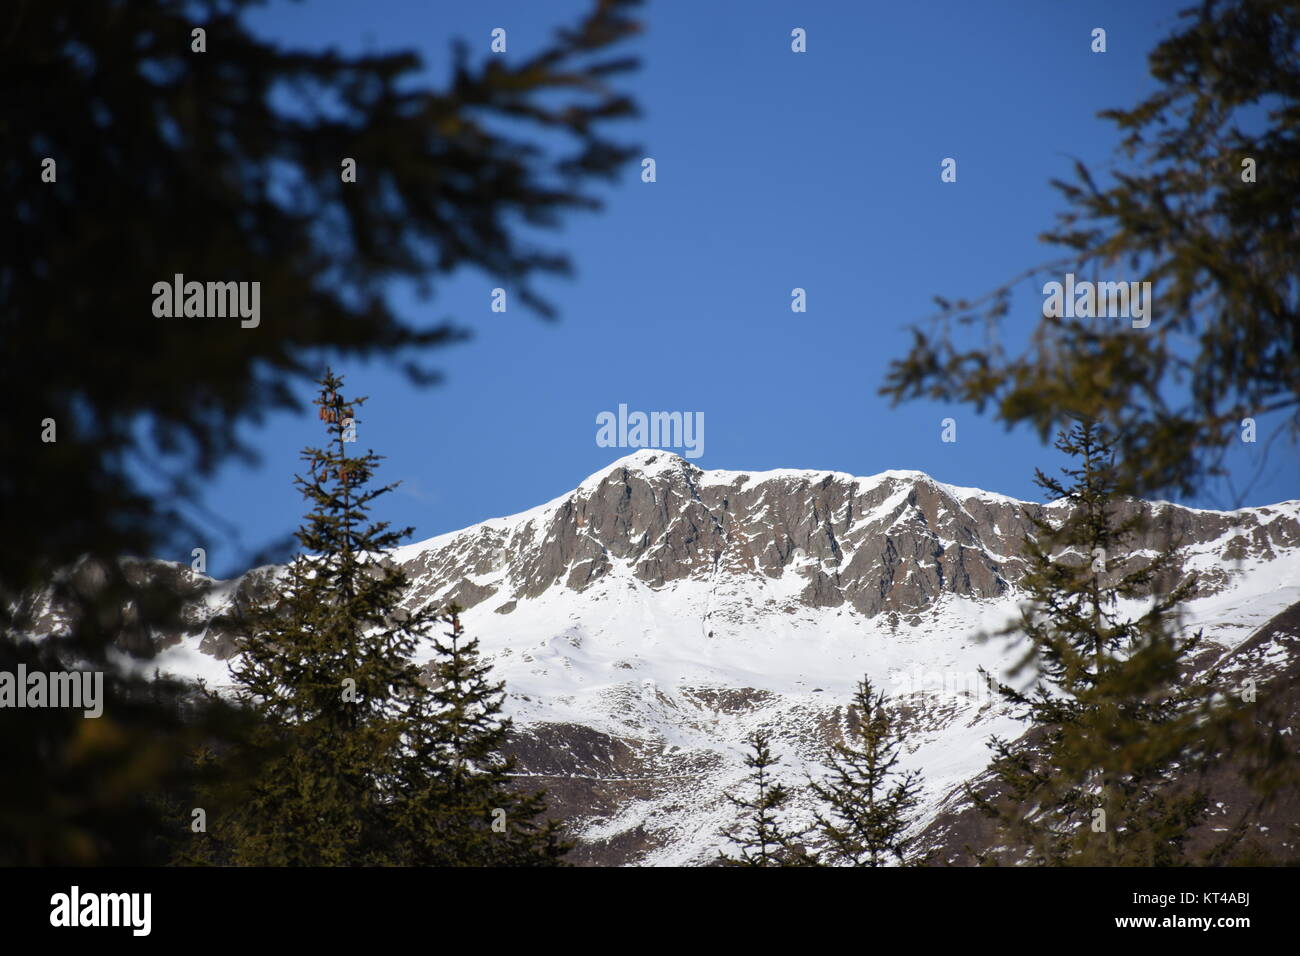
[[0, 0, 640, 863], [882, 0, 1299, 502]]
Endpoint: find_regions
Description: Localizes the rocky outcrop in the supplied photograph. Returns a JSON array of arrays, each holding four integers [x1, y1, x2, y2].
[[396, 450, 1298, 622], [23, 450, 1299, 866]]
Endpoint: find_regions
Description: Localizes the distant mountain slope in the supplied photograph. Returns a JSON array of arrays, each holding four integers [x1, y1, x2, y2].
[[29, 450, 1300, 865], [914, 598, 1300, 865]]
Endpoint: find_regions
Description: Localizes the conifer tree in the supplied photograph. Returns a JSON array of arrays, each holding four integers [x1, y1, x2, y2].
[[718, 730, 815, 866], [883, 0, 1300, 502], [973, 420, 1214, 865], [809, 677, 923, 867], [389, 606, 570, 866], [192, 369, 435, 865], [3, 0, 641, 862], [187, 369, 568, 866]]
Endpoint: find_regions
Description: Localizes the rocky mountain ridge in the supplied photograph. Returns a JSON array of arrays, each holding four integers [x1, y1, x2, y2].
[[390, 449, 1296, 626], [25, 450, 1300, 864]]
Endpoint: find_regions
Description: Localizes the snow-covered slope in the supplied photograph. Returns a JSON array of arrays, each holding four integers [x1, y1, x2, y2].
[[138, 450, 1300, 864]]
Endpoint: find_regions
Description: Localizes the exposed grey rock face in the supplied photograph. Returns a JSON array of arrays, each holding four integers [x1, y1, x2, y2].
[[397, 450, 1299, 623], [377, 452, 1298, 865], [20, 450, 1299, 866]]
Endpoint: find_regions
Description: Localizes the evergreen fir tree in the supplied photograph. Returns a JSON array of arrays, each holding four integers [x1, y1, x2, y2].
[[973, 420, 1214, 865], [186, 369, 568, 866], [718, 730, 815, 866], [809, 677, 923, 867], [389, 606, 570, 866], [4, 1, 642, 861], [192, 369, 435, 865], [882, 0, 1300, 502]]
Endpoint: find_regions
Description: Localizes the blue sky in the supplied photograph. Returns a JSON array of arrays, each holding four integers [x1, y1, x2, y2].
[[182, 0, 1297, 576]]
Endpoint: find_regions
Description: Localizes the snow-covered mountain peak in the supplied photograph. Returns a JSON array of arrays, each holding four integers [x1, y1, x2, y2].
[[100, 455, 1300, 865]]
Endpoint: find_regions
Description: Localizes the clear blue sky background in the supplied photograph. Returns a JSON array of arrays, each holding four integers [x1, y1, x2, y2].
[[180, 0, 1298, 577]]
